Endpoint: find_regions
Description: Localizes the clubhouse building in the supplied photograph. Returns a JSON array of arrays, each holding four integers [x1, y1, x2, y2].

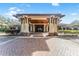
[[14, 14, 64, 36]]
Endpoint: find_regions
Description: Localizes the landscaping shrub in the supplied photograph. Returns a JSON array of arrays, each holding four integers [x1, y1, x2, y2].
[[0, 27, 9, 32], [58, 30, 79, 34]]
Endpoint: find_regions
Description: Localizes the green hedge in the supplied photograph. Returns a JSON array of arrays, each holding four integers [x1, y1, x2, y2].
[[0, 28, 9, 32], [58, 30, 79, 34]]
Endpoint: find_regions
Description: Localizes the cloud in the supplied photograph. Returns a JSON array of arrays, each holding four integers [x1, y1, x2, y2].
[[5, 7, 24, 20], [71, 13, 78, 16], [8, 7, 23, 15], [8, 7, 21, 11], [51, 3, 60, 6]]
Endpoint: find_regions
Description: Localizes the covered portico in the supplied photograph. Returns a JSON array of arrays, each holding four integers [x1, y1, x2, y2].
[[14, 14, 64, 36]]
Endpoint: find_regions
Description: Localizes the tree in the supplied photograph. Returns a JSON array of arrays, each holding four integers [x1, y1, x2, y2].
[[0, 15, 20, 32]]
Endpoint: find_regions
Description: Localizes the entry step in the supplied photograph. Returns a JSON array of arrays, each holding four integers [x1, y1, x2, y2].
[[32, 33, 44, 37], [31, 33, 48, 37]]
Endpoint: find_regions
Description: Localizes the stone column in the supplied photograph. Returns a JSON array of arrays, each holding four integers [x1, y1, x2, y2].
[[32, 24, 33, 32], [33, 24, 35, 32], [20, 16, 30, 35], [48, 16, 58, 36], [44, 24, 46, 32], [46, 25, 48, 32], [30, 24, 32, 32], [20, 18, 24, 33]]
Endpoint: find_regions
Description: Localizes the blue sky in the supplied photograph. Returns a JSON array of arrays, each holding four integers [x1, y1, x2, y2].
[[0, 3, 79, 24]]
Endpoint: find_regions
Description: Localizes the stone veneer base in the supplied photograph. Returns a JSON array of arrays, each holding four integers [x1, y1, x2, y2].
[[48, 32, 58, 36], [18, 32, 30, 36]]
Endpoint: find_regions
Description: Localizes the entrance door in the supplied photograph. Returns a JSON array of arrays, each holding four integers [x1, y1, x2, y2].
[[35, 25, 44, 32]]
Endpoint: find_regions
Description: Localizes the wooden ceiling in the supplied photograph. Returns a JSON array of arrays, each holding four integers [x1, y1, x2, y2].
[[29, 19, 48, 24]]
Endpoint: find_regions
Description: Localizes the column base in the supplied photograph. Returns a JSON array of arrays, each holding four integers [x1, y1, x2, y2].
[[18, 32, 30, 36], [48, 32, 58, 36]]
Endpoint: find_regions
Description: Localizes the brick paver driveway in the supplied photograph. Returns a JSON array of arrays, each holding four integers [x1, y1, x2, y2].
[[0, 35, 79, 56]]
